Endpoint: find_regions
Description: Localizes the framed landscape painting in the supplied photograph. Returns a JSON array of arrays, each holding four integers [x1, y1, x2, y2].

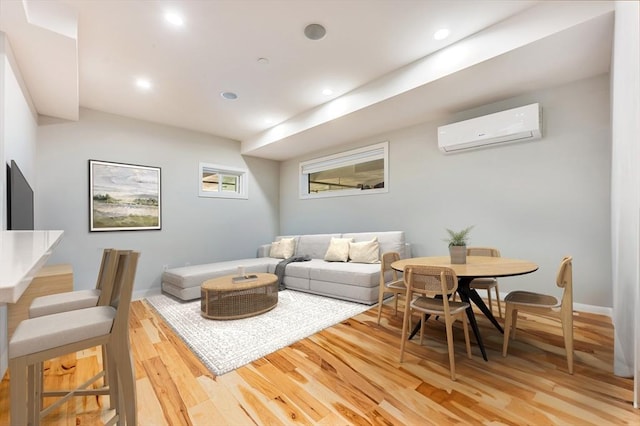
[[89, 160, 161, 231]]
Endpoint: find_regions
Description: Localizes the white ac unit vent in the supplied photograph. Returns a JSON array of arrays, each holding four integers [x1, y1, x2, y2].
[[437, 103, 542, 154]]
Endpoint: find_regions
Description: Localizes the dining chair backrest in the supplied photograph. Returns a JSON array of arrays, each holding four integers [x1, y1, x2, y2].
[[377, 251, 405, 324], [557, 255, 573, 309], [466, 247, 501, 257], [464, 246, 503, 318], [380, 251, 401, 285], [404, 265, 458, 297]]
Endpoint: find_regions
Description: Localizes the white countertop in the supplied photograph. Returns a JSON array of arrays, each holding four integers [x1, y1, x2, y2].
[[0, 230, 64, 304]]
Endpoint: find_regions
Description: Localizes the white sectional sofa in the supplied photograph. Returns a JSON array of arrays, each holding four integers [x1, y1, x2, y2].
[[161, 231, 410, 304]]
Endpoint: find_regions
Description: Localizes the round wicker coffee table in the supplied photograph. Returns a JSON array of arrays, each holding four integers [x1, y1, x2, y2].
[[200, 273, 278, 320]]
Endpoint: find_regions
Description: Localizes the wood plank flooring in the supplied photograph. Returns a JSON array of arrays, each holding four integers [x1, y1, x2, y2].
[[0, 297, 637, 425]]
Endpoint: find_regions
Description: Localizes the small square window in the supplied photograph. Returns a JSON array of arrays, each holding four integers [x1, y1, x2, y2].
[[199, 163, 247, 199]]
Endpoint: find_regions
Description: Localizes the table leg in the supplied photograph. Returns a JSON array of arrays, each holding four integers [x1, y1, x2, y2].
[[458, 292, 489, 361], [465, 287, 504, 333]]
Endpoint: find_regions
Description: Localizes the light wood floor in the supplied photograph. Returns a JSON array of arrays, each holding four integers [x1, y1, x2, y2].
[[0, 297, 637, 425]]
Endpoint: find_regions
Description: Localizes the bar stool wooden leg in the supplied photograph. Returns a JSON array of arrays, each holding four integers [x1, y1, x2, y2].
[[32, 362, 43, 425], [9, 356, 28, 426], [28, 362, 37, 425], [116, 340, 137, 424]]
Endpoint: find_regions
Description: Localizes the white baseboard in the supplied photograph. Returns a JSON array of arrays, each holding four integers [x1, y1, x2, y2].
[[133, 287, 163, 301], [136, 287, 615, 319], [573, 302, 612, 317]]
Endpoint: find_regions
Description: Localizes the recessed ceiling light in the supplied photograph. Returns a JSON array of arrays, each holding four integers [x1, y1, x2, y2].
[[221, 91, 238, 100], [164, 12, 184, 26], [322, 88, 333, 96], [433, 28, 450, 41], [257, 57, 270, 65], [135, 78, 152, 90], [304, 23, 326, 40]]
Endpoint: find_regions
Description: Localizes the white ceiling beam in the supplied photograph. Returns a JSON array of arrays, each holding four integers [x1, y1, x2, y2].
[[241, 1, 614, 159], [0, 0, 78, 121]]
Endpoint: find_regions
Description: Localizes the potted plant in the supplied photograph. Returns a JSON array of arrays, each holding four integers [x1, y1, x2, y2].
[[444, 226, 474, 264]]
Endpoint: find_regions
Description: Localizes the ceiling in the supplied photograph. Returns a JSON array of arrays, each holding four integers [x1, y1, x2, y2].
[[0, 1, 614, 161]]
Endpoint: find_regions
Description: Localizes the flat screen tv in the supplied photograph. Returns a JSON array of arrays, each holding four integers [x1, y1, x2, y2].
[[6, 160, 34, 230]]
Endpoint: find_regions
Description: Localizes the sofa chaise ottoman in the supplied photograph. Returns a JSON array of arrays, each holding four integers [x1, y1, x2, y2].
[[161, 231, 410, 304]]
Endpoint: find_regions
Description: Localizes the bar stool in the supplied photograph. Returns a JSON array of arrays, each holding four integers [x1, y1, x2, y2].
[[29, 248, 114, 318], [9, 250, 139, 425], [29, 248, 120, 412]]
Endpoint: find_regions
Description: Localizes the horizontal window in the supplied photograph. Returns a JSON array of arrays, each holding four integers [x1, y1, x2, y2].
[[199, 163, 248, 199], [299, 141, 388, 199]]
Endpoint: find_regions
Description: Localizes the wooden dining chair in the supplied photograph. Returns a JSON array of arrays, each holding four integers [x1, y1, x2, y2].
[[502, 256, 574, 374], [9, 250, 140, 425], [466, 247, 502, 318], [399, 265, 472, 380], [376, 252, 406, 324]]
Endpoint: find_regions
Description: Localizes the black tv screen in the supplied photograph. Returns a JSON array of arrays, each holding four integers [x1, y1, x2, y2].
[[7, 160, 34, 230]]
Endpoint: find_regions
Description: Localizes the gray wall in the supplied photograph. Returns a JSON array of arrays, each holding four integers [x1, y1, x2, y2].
[[279, 74, 611, 308], [37, 108, 280, 298]]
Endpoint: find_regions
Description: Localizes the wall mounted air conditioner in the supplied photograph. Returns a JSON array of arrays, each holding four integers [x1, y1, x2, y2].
[[437, 103, 542, 154]]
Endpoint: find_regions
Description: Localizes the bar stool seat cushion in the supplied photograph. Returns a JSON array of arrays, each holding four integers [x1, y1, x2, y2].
[[10, 306, 115, 358], [29, 289, 101, 318]]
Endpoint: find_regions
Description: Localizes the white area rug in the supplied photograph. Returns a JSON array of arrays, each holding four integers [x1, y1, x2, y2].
[[146, 290, 370, 376]]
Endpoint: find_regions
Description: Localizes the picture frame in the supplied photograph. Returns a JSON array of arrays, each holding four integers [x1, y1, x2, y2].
[[89, 160, 161, 232]]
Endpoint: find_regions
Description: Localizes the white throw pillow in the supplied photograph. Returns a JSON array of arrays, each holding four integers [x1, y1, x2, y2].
[[349, 238, 380, 263], [324, 237, 353, 262], [270, 237, 296, 259]]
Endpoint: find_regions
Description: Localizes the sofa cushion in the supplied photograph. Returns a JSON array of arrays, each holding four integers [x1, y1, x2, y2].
[[294, 233, 340, 259], [348, 238, 380, 264], [162, 282, 201, 301], [324, 237, 353, 262], [308, 280, 379, 304], [269, 237, 296, 259], [342, 231, 406, 258], [281, 276, 310, 291], [309, 261, 380, 287], [162, 258, 277, 290], [281, 261, 312, 279]]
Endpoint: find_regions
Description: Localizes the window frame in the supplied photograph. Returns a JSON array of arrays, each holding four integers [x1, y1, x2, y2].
[[198, 162, 248, 199], [299, 141, 389, 199]]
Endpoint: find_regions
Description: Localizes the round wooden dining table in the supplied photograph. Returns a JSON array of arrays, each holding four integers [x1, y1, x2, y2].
[[391, 255, 539, 361]]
